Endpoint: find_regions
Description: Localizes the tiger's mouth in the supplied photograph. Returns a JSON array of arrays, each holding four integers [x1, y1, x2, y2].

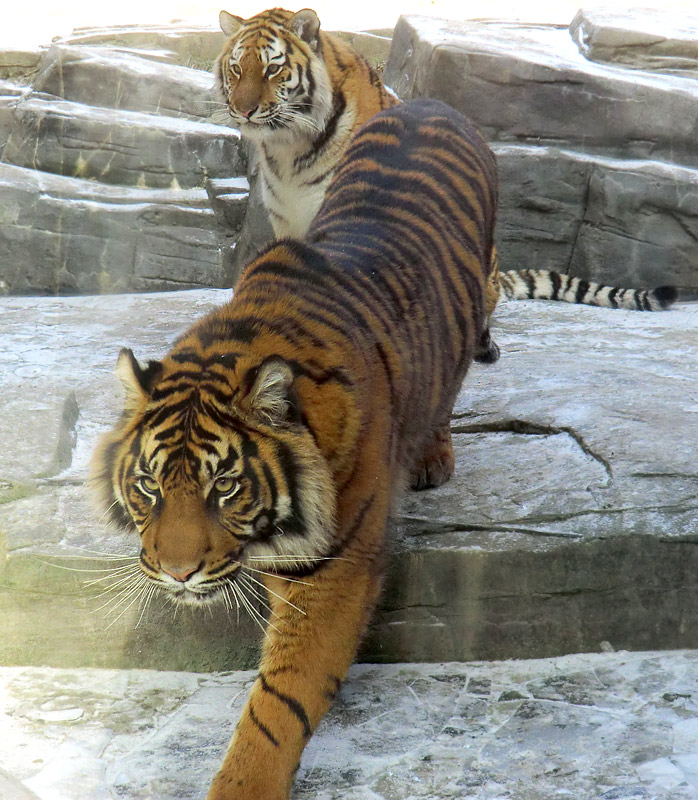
[[163, 577, 238, 607]]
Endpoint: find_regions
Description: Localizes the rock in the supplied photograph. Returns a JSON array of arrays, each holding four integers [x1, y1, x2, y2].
[[495, 144, 698, 290], [1, 652, 698, 799], [0, 39, 248, 294], [0, 49, 43, 82], [53, 23, 227, 70], [384, 15, 698, 292], [0, 768, 41, 800], [3, 95, 243, 189], [32, 44, 217, 120], [0, 290, 696, 669], [570, 8, 698, 75], [0, 162, 242, 294]]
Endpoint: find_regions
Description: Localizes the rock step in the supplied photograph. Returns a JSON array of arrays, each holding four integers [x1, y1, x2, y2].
[[33, 44, 220, 120], [495, 143, 698, 292], [54, 23, 226, 69], [386, 16, 698, 168], [2, 94, 244, 189], [0, 291, 696, 670], [384, 15, 698, 293], [0, 163, 246, 294], [571, 8, 698, 75], [1, 652, 697, 799]]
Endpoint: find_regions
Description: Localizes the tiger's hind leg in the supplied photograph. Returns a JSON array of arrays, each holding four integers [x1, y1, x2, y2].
[[410, 421, 455, 490], [474, 326, 500, 364], [475, 246, 501, 364]]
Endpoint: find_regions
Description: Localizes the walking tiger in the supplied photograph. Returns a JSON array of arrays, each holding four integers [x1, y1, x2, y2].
[[91, 98, 498, 799]]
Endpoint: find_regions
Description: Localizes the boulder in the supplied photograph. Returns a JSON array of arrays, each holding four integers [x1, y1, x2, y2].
[[0, 39, 247, 295], [384, 14, 698, 293], [495, 144, 698, 289], [570, 7, 698, 75], [0, 162, 242, 294], [32, 44, 218, 120], [0, 289, 696, 669], [3, 95, 243, 189]]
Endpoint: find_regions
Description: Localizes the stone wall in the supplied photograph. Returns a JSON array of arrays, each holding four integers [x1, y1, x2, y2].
[[384, 9, 698, 293], [1, 11, 697, 295], [0, 27, 247, 295]]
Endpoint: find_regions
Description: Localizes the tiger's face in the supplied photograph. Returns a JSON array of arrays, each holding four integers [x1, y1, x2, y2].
[[91, 347, 336, 607], [214, 7, 333, 140]]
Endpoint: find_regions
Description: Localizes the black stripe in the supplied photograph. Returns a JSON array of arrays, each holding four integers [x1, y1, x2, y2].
[[294, 90, 346, 170], [574, 279, 590, 304], [259, 674, 312, 739], [248, 704, 279, 747]]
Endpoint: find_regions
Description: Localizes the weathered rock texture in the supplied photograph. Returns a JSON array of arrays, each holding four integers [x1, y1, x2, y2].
[[1, 290, 696, 670], [570, 8, 698, 75], [0, 28, 246, 295], [2, 652, 698, 799], [384, 12, 698, 293]]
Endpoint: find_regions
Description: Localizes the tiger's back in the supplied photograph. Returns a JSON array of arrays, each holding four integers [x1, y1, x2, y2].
[[232, 98, 498, 482], [91, 99, 497, 800]]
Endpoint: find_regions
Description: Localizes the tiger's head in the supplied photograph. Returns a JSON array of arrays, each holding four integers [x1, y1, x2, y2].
[[90, 345, 336, 606], [214, 7, 333, 140]]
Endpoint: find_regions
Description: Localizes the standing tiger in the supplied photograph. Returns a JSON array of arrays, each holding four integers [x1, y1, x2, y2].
[[214, 6, 397, 238], [91, 99, 498, 800], [214, 6, 676, 315]]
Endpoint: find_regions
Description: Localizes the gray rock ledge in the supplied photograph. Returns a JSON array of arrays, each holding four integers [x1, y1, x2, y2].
[[0, 290, 696, 670]]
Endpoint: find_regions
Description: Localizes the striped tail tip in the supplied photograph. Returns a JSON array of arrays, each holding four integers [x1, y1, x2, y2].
[[651, 285, 678, 310]]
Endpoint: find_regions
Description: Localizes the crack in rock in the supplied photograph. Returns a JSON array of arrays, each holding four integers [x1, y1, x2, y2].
[[450, 418, 613, 478]]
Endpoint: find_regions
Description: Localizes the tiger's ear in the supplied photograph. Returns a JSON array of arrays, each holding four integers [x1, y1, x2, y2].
[[219, 9, 244, 36], [239, 356, 298, 426], [286, 9, 321, 46], [115, 348, 162, 410]]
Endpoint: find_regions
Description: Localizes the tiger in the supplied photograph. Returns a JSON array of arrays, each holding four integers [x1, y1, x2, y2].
[[90, 98, 498, 800], [214, 6, 398, 239], [213, 7, 676, 319]]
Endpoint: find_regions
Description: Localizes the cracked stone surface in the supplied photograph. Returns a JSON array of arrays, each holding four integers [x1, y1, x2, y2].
[[1, 651, 698, 799], [384, 14, 698, 293], [0, 289, 696, 670]]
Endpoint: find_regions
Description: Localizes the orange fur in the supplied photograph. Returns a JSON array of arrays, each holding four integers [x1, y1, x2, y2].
[[91, 99, 499, 800]]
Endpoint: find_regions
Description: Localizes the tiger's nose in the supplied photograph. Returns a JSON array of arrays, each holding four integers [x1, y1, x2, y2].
[[160, 562, 201, 583], [239, 105, 258, 119]]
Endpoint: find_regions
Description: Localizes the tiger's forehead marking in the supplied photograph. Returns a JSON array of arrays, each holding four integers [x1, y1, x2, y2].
[[231, 32, 289, 66]]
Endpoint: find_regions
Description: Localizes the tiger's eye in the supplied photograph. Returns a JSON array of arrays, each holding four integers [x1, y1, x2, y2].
[[139, 475, 159, 494], [214, 476, 237, 495], [265, 64, 282, 78], [230, 62, 241, 78]]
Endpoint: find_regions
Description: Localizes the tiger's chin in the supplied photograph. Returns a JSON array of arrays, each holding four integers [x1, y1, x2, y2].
[[158, 581, 233, 608]]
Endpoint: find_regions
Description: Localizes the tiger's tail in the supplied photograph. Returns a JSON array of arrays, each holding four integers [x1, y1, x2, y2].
[[500, 269, 677, 311]]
